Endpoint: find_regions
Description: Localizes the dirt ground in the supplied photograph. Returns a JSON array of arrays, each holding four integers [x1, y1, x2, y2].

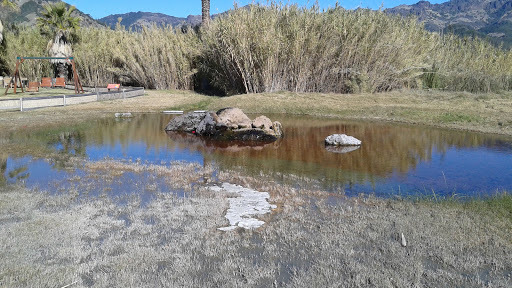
[[0, 89, 511, 287], [0, 159, 510, 287]]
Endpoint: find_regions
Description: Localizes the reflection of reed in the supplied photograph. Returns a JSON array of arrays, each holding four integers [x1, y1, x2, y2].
[[73, 114, 510, 188], [197, 118, 510, 187], [91, 114, 176, 151], [0, 153, 6, 185]]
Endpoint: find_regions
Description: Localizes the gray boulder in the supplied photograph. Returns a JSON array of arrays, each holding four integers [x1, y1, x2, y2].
[[115, 112, 133, 118], [252, 116, 273, 131], [325, 134, 361, 146], [165, 111, 206, 133], [217, 107, 252, 129], [165, 108, 283, 142], [196, 112, 218, 136]]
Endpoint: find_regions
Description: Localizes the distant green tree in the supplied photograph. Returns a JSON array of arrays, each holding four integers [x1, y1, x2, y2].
[[1, 0, 16, 10], [36, 2, 80, 79], [0, 0, 18, 75], [1, 0, 18, 44]]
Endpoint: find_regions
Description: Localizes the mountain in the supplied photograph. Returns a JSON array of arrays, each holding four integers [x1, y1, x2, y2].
[[0, 0, 104, 29], [386, 0, 512, 48], [98, 12, 201, 30]]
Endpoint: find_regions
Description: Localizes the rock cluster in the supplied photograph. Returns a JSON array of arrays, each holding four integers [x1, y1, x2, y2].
[[165, 108, 283, 142]]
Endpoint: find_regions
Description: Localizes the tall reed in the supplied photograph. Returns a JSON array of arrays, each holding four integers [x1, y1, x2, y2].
[[1, 4, 511, 94], [200, 4, 437, 94], [73, 25, 199, 89], [2, 28, 52, 81], [200, 4, 512, 94]]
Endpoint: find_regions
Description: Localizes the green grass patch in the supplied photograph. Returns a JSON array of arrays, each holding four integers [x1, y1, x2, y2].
[[438, 112, 480, 123], [466, 193, 512, 222], [167, 98, 217, 112]]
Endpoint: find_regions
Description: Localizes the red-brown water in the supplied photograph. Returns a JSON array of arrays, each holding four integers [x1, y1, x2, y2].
[[3, 114, 512, 198]]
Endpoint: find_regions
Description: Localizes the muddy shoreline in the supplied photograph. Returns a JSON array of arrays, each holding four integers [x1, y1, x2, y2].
[[0, 90, 511, 286], [0, 158, 511, 287]]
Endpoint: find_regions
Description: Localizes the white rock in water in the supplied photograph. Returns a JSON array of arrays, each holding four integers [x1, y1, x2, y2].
[[115, 112, 133, 118], [325, 134, 361, 146], [213, 183, 277, 231]]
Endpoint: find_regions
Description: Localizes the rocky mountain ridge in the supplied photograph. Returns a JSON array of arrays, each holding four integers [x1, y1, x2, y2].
[[0, 0, 103, 29], [98, 11, 201, 30], [386, 0, 512, 48], [2, 0, 511, 48]]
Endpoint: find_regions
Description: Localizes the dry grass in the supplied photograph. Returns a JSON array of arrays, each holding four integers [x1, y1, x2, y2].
[[0, 87, 73, 99], [0, 89, 511, 139], [208, 90, 512, 136], [0, 159, 510, 287], [0, 90, 211, 136], [201, 4, 512, 94]]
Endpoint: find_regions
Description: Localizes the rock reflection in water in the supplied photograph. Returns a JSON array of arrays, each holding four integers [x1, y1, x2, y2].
[[325, 145, 360, 154], [165, 131, 281, 153]]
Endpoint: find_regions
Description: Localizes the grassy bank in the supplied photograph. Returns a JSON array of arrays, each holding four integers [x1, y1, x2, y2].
[[1, 89, 510, 137], [0, 158, 511, 287]]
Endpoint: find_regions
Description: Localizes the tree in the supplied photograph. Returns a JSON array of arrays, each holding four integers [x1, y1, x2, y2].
[[202, 0, 210, 25], [36, 2, 80, 80], [0, 1, 18, 44]]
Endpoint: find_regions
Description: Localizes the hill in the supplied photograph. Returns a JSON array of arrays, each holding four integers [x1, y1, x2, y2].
[[386, 0, 512, 48], [0, 0, 104, 29], [98, 12, 201, 30]]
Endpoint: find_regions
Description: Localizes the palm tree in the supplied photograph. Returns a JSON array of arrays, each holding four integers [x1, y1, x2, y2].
[[37, 2, 80, 80], [202, 0, 210, 25]]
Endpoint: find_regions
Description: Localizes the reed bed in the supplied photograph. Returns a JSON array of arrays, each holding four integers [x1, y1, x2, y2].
[[1, 4, 512, 94], [2, 28, 52, 81], [202, 4, 512, 94]]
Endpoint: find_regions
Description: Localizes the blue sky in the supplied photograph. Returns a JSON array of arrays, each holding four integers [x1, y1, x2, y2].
[[65, 0, 449, 19]]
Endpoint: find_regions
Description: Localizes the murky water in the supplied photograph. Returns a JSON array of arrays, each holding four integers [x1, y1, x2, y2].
[[2, 114, 512, 198]]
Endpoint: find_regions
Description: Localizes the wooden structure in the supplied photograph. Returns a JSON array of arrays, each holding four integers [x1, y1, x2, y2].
[[107, 83, 121, 91], [54, 77, 66, 88], [4, 56, 85, 95], [26, 82, 40, 92], [3, 77, 12, 88], [41, 77, 53, 88]]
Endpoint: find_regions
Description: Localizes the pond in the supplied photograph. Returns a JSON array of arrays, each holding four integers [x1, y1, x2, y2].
[[2, 114, 512, 199]]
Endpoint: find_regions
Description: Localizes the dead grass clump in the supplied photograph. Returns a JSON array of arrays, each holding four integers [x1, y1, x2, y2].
[[84, 159, 214, 190]]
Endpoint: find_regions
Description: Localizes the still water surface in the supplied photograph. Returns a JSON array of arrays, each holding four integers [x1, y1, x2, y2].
[[3, 114, 512, 198]]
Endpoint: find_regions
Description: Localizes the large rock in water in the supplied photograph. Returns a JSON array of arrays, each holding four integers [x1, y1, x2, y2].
[[165, 108, 283, 142]]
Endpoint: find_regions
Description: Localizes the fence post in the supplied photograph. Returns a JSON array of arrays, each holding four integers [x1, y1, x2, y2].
[[122, 89, 126, 99], [63, 95, 66, 106], [96, 90, 99, 101], [20, 97, 23, 112]]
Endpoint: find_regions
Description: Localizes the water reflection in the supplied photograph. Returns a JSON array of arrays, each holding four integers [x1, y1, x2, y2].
[[2, 114, 512, 198]]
